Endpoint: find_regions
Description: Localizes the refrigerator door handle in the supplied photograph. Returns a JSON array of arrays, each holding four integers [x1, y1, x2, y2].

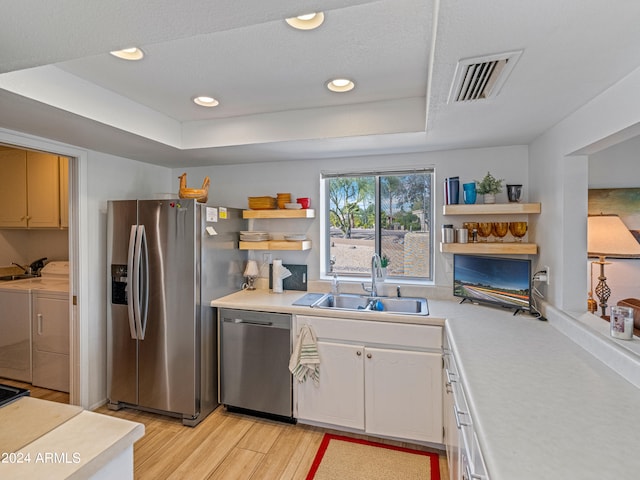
[[138, 225, 149, 340], [126, 225, 139, 339], [133, 225, 149, 341]]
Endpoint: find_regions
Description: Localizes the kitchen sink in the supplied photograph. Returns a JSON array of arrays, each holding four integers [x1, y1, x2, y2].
[[311, 293, 429, 316], [313, 293, 370, 310]]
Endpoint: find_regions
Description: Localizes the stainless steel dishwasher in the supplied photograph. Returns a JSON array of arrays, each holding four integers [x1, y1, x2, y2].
[[219, 308, 293, 420]]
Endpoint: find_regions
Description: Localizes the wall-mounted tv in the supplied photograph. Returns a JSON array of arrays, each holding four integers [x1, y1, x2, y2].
[[453, 254, 532, 314]]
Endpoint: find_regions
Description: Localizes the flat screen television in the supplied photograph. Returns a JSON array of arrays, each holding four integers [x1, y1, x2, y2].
[[453, 254, 532, 314]]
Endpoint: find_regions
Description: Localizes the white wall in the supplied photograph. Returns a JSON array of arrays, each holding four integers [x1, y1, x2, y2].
[[529, 65, 640, 312], [0, 230, 68, 266], [177, 145, 529, 289]]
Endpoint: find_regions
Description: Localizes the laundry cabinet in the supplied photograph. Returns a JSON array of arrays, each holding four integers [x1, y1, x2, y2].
[[293, 314, 443, 444], [32, 290, 70, 392], [0, 148, 65, 228]]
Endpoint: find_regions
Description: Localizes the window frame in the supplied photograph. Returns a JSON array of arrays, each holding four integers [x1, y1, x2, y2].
[[320, 167, 434, 283]]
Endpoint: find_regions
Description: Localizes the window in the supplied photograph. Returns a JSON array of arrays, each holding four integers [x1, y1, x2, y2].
[[322, 169, 433, 281]]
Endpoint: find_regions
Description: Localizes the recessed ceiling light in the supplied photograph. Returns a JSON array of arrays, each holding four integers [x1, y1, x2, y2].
[[327, 78, 355, 93], [193, 96, 219, 107], [109, 47, 144, 61], [285, 12, 325, 30]]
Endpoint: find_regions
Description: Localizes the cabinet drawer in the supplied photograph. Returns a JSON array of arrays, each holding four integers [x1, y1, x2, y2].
[[295, 315, 442, 350]]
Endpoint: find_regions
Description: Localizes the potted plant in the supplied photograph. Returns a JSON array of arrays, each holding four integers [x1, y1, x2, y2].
[[475, 171, 504, 204], [380, 255, 390, 280]]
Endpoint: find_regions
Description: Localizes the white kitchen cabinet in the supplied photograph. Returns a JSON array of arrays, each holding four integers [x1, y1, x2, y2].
[[444, 329, 490, 480], [0, 289, 32, 382], [294, 314, 443, 444], [365, 346, 442, 443], [297, 341, 364, 429], [32, 291, 69, 392], [443, 333, 461, 479], [0, 148, 64, 228]]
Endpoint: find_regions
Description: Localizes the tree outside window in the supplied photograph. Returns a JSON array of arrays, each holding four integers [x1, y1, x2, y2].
[[325, 170, 432, 280]]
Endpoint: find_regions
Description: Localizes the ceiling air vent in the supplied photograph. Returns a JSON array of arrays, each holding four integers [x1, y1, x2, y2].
[[448, 50, 522, 103]]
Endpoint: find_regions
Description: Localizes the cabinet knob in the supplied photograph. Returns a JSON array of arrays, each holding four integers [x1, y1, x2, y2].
[[356, 351, 362, 356], [366, 353, 372, 359]]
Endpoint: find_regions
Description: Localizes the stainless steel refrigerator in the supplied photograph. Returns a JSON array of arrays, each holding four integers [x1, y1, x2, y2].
[[106, 199, 246, 426]]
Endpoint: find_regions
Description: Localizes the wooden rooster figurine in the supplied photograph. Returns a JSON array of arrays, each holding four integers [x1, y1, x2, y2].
[[178, 173, 210, 203]]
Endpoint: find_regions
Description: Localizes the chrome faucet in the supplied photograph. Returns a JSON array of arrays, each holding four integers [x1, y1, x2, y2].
[[362, 253, 384, 297], [12, 262, 29, 274]]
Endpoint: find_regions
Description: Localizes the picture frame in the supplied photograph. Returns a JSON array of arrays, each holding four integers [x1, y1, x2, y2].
[[588, 188, 640, 244]]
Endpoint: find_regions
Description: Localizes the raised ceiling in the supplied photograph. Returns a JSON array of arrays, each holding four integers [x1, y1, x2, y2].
[[1, 0, 640, 167]]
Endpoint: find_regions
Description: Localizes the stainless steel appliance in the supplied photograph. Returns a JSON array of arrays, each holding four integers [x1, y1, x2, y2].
[[0, 384, 30, 407], [219, 308, 293, 420], [107, 199, 246, 426]]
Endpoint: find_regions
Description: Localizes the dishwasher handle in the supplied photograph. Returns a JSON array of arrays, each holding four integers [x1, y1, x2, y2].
[[224, 318, 274, 326]]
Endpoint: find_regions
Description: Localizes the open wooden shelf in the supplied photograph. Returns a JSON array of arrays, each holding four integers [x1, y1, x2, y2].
[[442, 203, 541, 215], [440, 242, 537, 255], [240, 240, 312, 251], [243, 209, 315, 219]]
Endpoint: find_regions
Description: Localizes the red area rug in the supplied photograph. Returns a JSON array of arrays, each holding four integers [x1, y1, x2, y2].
[[306, 433, 441, 480]]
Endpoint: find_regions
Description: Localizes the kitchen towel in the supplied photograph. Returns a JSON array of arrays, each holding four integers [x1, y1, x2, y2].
[[289, 324, 320, 384], [269, 264, 308, 291], [272, 259, 292, 293]]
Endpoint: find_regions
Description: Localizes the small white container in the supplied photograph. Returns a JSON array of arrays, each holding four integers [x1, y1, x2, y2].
[[272, 259, 284, 293], [610, 306, 634, 340]]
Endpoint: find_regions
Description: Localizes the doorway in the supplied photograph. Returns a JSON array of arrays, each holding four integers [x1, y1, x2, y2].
[[0, 129, 87, 408]]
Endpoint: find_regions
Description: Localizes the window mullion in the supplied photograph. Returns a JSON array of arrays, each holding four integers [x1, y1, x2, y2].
[[375, 175, 381, 255]]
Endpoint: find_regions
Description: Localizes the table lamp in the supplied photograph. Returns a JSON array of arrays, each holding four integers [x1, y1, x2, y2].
[[587, 215, 640, 317], [243, 260, 259, 290]]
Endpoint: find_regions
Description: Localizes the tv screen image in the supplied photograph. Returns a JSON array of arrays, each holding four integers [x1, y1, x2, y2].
[[453, 254, 531, 313]]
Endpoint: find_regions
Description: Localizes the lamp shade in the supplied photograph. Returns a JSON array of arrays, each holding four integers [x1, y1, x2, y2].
[[243, 260, 259, 277], [588, 215, 640, 258]]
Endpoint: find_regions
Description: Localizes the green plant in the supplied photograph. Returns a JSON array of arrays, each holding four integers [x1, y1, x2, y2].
[[380, 255, 390, 268], [475, 171, 504, 195]]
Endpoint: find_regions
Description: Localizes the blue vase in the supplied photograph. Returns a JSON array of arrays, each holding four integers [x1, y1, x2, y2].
[[463, 182, 477, 204]]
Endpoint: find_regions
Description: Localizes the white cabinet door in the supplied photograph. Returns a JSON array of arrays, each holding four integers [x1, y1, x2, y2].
[[364, 347, 443, 443], [297, 341, 365, 429], [32, 293, 69, 392]]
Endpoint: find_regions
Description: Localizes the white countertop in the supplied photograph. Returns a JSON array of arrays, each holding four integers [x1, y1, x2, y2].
[[0, 277, 69, 293], [445, 303, 640, 480], [210, 289, 445, 326], [211, 289, 640, 480], [0, 397, 144, 479]]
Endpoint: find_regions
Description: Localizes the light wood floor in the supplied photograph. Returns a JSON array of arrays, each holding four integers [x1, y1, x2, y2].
[[2, 378, 449, 480], [1, 378, 69, 404]]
